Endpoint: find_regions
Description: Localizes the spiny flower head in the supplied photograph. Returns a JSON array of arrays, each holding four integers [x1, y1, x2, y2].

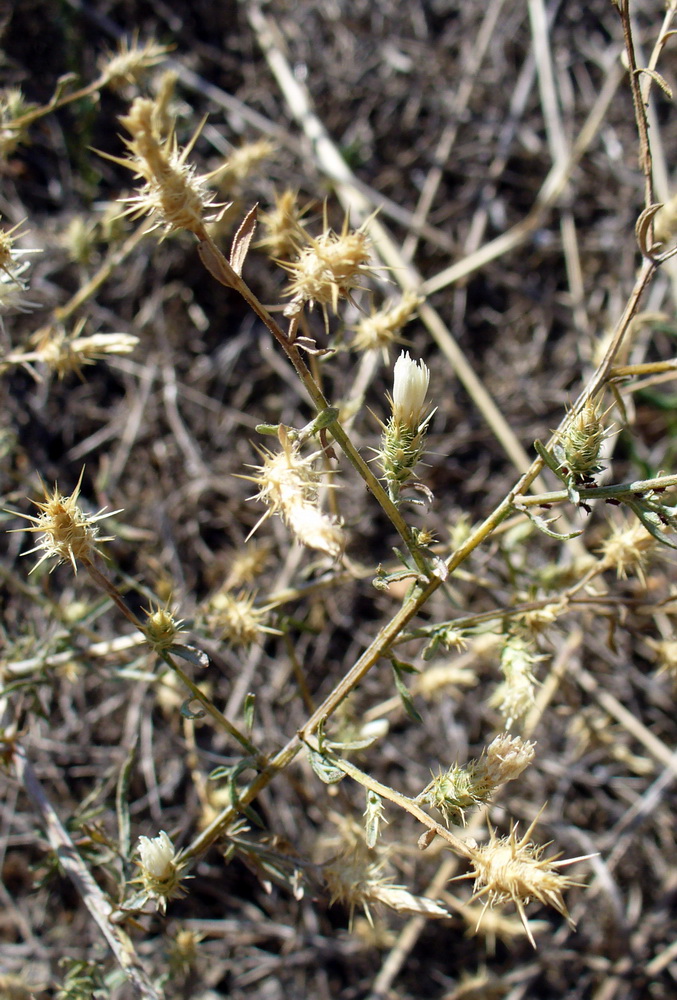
[[597, 518, 656, 583], [223, 542, 271, 590], [324, 844, 447, 927], [352, 291, 424, 355], [206, 590, 271, 649], [420, 735, 535, 827], [215, 139, 276, 194], [258, 189, 310, 260], [31, 320, 138, 379], [460, 814, 589, 947], [9, 471, 118, 574], [0, 221, 39, 311], [282, 212, 374, 318], [134, 831, 186, 913], [244, 430, 345, 558], [99, 35, 171, 91], [143, 604, 186, 651], [490, 635, 543, 731], [111, 97, 225, 237], [556, 398, 610, 481]]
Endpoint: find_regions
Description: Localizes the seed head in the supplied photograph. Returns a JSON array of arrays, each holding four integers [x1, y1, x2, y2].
[[215, 139, 275, 194], [207, 590, 270, 649], [32, 320, 138, 379], [352, 291, 423, 355], [258, 189, 310, 260], [282, 213, 374, 317], [597, 518, 656, 583], [490, 635, 543, 731], [111, 97, 225, 237], [459, 814, 589, 947], [8, 471, 118, 574], [99, 35, 171, 91], [244, 431, 345, 558]]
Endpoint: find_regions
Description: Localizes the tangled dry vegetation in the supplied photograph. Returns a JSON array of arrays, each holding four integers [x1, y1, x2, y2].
[[2, 1, 677, 998]]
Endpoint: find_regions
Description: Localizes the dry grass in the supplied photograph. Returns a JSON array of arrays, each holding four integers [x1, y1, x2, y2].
[[2, 2, 677, 999]]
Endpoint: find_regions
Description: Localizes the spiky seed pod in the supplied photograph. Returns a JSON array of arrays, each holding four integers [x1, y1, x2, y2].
[[258, 189, 309, 260], [31, 321, 139, 379], [112, 97, 225, 237], [98, 36, 171, 91], [597, 519, 656, 583], [8, 471, 118, 574], [282, 215, 374, 317], [244, 431, 345, 558], [215, 139, 275, 194], [207, 590, 270, 649], [460, 816, 588, 947], [351, 291, 424, 354], [557, 398, 608, 480], [134, 831, 186, 913]]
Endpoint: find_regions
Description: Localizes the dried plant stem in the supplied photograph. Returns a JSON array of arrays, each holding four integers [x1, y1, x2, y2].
[[14, 742, 163, 1000]]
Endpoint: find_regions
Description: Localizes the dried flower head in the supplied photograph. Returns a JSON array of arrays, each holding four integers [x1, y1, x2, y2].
[[459, 814, 589, 947], [243, 430, 345, 558], [352, 291, 423, 355], [223, 542, 271, 590], [647, 637, 677, 682], [258, 189, 310, 260], [282, 212, 374, 318], [31, 320, 138, 379], [215, 139, 275, 194], [134, 831, 186, 913], [99, 35, 171, 91], [8, 470, 118, 574], [324, 845, 447, 927], [109, 97, 225, 237], [490, 635, 543, 731], [597, 518, 656, 584], [0, 221, 39, 311], [206, 590, 271, 649]]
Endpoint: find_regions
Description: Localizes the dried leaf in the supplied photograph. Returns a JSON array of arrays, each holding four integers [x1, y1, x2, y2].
[[230, 204, 258, 275]]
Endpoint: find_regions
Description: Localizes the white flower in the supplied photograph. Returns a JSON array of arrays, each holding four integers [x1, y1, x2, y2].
[[391, 351, 430, 427], [138, 830, 175, 879]]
